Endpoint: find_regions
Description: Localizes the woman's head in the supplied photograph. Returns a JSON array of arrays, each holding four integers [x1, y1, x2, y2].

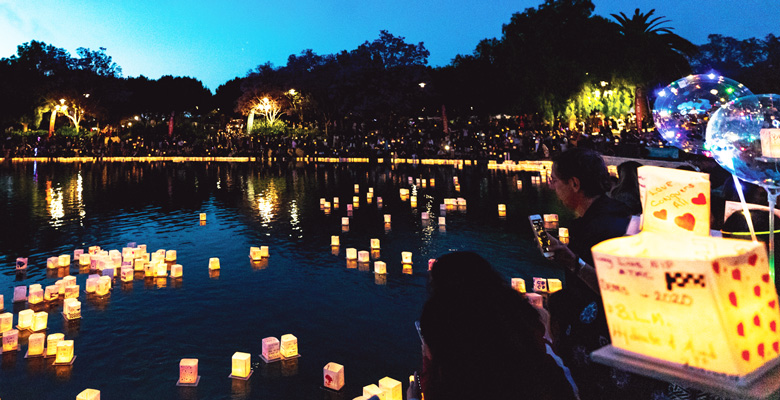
[[428, 251, 505, 295]]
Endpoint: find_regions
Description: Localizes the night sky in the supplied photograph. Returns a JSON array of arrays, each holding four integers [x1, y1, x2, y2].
[[1, 0, 777, 91]]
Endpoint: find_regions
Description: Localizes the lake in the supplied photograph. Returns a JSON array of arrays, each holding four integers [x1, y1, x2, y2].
[[0, 160, 570, 399]]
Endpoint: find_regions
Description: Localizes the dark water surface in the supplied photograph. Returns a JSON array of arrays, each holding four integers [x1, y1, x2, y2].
[[0, 161, 570, 399]]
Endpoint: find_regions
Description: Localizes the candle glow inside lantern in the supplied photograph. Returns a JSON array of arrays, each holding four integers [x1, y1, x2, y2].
[[144, 262, 155, 277], [200, 213, 207, 221], [323, 362, 345, 391], [165, 250, 177, 262], [178, 358, 199, 385], [16, 257, 28, 271], [260, 246, 269, 258], [231, 352, 252, 378], [76, 389, 101, 400], [363, 384, 384, 399], [379, 377, 402, 400], [402, 252, 413, 265], [370, 238, 380, 250], [121, 267, 133, 282], [58, 254, 71, 267], [55, 339, 74, 364], [250, 247, 262, 260], [47, 333, 64, 357], [543, 214, 558, 231], [0, 313, 12, 333], [28, 285, 44, 304], [559, 228, 569, 245], [86, 276, 99, 293], [3, 329, 18, 352], [96, 276, 111, 296], [47, 256, 59, 269], [18, 309, 33, 330], [13, 285, 27, 302], [638, 166, 711, 237], [170, 264, 183, 278], [28, 332, 45, 356], [498, 204, 507, 213], [262, 337, 281, 361], [63, 298, 81, 320], [79, 254, 91, 267], [374, 261, 387, 274], [209, 258, 220, 270], [358, 251, 370, 263], [44, 285, 58, 301], [438, 216, 446, 226], [32, 311, 47, 331], [134, 258, 146, 272], [511, 278, 526, 293], [346, 248, 358, 260], [383, 214, 391, 223], [331, 236, 340, 247], [155, 262, 167, 278], [342, 217, 350, 226], [280, 334, 298, 358], [592, 231, 780, 381]]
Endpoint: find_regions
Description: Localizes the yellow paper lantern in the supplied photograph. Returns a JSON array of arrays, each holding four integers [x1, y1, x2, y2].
[[121, 267, 133, 282], [96, 276, 111, 296], [331, 236, 340, 247], [208, 258, 220, 270], [64, 284, 79, 299], [280, 334, 298, 358], [378, 377, 402, 400], [260, 246, 269, 258], [638, 166, 711, 236], [358, 251, 370, 263], [374, 261, 387, 274], [346, 248, 357, 260], [199, 213, 207, 221], [28, 285, 43, 305], [3, 329, 19, 352], [32, 311, 47, 331], [231, 352, 252, 378], [170, 264, 183, 278], [342, 217, 350, 226], [44, 285, 58, 301], [323, 362, 345, 391], [47, 256, 59, 269], [165, 250, 177, 262], [155, 262, 167, 278], [18, 309, 33, 330], [402, 252, 413, 264], [543, 214, 558, 231], [0, 312, 12, 333], [363, 384, 385, 400], [55, 340, 74, 364], [179, 358, 199, 384], [86, 276, 99, 293], [592, 232, 780, 379], [47, 333, 64, 357], [58, 254, 71, 267], [63, 298, 81, 320], [76, 388, 101, 400], [28, 332, 45, 356], [511, 278, 526, 293]]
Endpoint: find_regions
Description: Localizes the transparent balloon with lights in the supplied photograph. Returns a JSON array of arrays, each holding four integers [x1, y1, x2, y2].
[[707, 93, 780, 278], [653, 74, 753, 154]]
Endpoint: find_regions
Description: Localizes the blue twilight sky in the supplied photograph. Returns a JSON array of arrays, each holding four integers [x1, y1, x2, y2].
[[1, 0, 777, 92]]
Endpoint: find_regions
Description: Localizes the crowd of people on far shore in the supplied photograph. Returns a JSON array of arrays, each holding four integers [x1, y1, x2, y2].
[[2, 114, 665, 162]]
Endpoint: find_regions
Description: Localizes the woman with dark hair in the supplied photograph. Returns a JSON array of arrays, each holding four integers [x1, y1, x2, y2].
[[609, 160, 643, 215]]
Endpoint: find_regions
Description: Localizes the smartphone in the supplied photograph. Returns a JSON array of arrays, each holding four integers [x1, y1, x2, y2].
[[529, 214, 553, 258], [413, 370, 423, 394]]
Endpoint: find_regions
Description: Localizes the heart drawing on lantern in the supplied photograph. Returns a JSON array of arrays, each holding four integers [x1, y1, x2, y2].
[[653, 209, 668, 220], [674, 213, 695, 231], [325, 375, 333, 385], [691, 193, 707, 205]]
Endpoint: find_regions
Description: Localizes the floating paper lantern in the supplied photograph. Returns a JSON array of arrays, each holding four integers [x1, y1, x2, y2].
[[370, 238, 380, 250], [64, 275, 76, 287], [155, 262, 167, 278], [262, 337, 281, 361], [547, 279, 562, 293], [384, 214, 391, 223], [323, 362, 345, 391], [170, 264, 183, 278], [377, 197, 383, 207], [402, 252, 413, 264], [13, 286, 27, 302], [379, 377, 402, 400], [280, 334, 298, 358], [438, 216, 446, 226], [63, 298, 81, 320], [17, 309, 33, 330], [55, 280, 65, 295], [102, 266, 116, 279], [32, 311, 47, 331], [144, 262, 155, 278], [28, 285, 43, 305], [517, 180, 523, 189], [374, 261, 387, 274], [363, 384, 384, 399], [532, 277, 548, 293], [28, 332, 45, 356], [47, 257, 58, 269], [199, 213, 207, 221], [165, 250, 177, 262], [74, 249, 84, 260], [543, 214, 558, 231], [76, 389, 100, 400], [342, 217, 350, 226], [357, 251, 370, 263], [86, 276, 99, 293], [79, 254, 91, 266], [558, 228, 569, 245], [44, 285, 58, 301], [439, 204, 447, 214], [16, 257, 28, 271], [58, 255, 71, 267], [47, 333, 64, 357], [209, 258, 220, 270], [134, 258, 146, 272], [421, 212, 429, 220], [231, 352, 252, 378], [3, 329, 18, 352], [0, 313, 12, 333], [498, 204, 507, 213], [179, 358, 199, 385], [320, 198, 326, 206], [346, 248, 358, 260], [331, 236, 340, 247], [324, 201, 331, 209], [354, 184, 360, 193], [333, 197, 339, 205], [511, 278, 526, 293], [55, 340, 74, 364], [260, 246, 269, 258], [121, 267, 133, 282], [96, 276, 111, 296], [89, 246, 101, 255], [592, 231, 780, 379], [353, 196, 360, 205]]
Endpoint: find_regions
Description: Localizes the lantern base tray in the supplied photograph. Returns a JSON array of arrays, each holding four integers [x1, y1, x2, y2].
[[15, 325, 32, 332], [228, 370, 253, 380], [61, 312, 81, 320], [24, 350, 44, 358], [176, 376, 200, 387], [53, 355, 76, 366], [592, 346, 780, 400], [0, 345, 19, 354], [281, 353, 301, 360], [259, 354, 282, 363]]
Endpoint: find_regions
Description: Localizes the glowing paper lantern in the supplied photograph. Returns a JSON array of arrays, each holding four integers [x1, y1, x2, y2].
[[63, 298, 81, 320], [331, 236, 340, 247], [47, 333, 64, 357], [280, 334, 298, 358], [377, 197, 383, 207], [58, 255, 71, 267], [638, 166, 710, 236], [44, 285, 58, 301], [134, 258, 146, 272], [79, 254, 91, 266], [165, 250, 177, 262], [55, 340, 74, 364], [3, 329, 19, 352], [74, 249, 84, 260], [209, 258, 220, 270], [76, 389, 101, 400], [262, 337, 281, 361], [421, 212, 429, 220], [547, 279, 563, 293], [17, 309, 33, 330], [323, 362, 345, 391], [498, 204, 507, 213], [155, 262, 167, 278], [47, 256, 58, 269], [86, 276, 99, 293], [363, 384, 385, 400], [438, 216, 446, 226], [384, 214, 391, 223], [402, 252, 413, 264], [170, 264, 183, 278], [13, 285, 27, 302], [342, 217, 350, 226], [28, 332, 45, 356], [333, 197, 339, 205], [260, 246, 269, 258], [379, 377, 402, 400], [16, 257, 27, 271], [559, 228, 569, 245], [121, 267, 133, 282], [32, 311, 47, 331], [0, 313, 12, 333], [346, 248, 358, 260], [532, 277, 548, 293], [511, 278, 526, 293], [28, 285, 43, 305], [358, 251, 370, 263], [374, 261, 387, 274], [178, 358, 199, 385], [96, 276, 111, 296], [231, 352, 252, 378], [200, 213, 207, 221], [592, 231, 780, 379], [543, 214, 558, 231], [354, 184, 360, 193], [249, 247, 262, 260]]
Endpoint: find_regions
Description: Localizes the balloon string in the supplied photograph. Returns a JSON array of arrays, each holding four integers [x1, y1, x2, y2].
[[733, 174, 758, 242]]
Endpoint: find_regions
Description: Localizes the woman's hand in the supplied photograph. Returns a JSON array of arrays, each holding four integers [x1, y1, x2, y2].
[[546, 235, 577, 272]]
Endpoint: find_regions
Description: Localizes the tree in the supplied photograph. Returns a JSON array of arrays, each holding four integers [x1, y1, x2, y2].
[[75, 47, 122, 77]]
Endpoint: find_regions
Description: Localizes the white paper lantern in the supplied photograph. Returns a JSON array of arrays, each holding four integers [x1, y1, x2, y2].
[[13, 286, 27, 302], [58, 254, 71, 267], [44, 285, 58, 301], [63, 275, 76, 287], [384, 214, 391, 223], [260, 246, 269, 258], [28, 332, 45, 356], [63, 298, 81, 320], [47, 333, 64, 357], [28, 285, 43, 305], [179, 358, 199, 384], [121, 267, 133, 282], [209, 258, 220, 270], [3, 329, 18, 352], [74, 249, 84, 260], [76, 388, 101, 400], [331, 236, 340, 247], [421, 212, 429, 220], [170, 264, 183, 278], [374, 261, 387, 274], [532, 277, 548, 293], [165, 250, 177, 262], [55, 340, 74, 364], [250, 247, 262, 260], [511, 278, 526, 293], [155, 262, 167, 277], [346, 248, 357, 260], [0, 312, 12, 333], [280, 334, 298, 358], [32, 311, 47, 331], [342, 217, 350, 226], [323, 362, 345, 391], [47, 256, 59, 269], [379, 377, 402, 400], [402, 252, 413, 264], [358, 251, 370, 263], [262, 337, 281, 361], [438, 216, 446, 226], [363, 384, 385, 400], [86, 276, 99, 293], [333, 197, 339, 204], [199, 213, 207, 221], [96, 276, 111, 296], [231, 352, 252, 378], [134, 258, 146, 272]]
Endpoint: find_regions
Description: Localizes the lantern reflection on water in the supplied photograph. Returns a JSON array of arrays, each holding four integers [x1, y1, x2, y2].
[[28, 285, 43, 305]]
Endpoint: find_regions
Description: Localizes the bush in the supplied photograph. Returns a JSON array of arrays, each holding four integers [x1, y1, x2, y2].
[[251, 120, 287, 136]]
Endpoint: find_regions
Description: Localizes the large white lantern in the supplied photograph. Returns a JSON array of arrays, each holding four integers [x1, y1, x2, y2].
[[28, 285, 43, 305], [64, 284, 79, 299], [63, 298, 81, 320], [0, 312, 12, 333], [165, 250, 177, 262], [47, 333, 64, 357], [358, 251, 370, 263], [96, 276, 111, 296], [170, 264, 183, 278], [86, 276, 99, 293]]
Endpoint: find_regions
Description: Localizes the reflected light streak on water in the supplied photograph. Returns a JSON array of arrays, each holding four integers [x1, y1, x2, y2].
[[48, 186, 64, 227]]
